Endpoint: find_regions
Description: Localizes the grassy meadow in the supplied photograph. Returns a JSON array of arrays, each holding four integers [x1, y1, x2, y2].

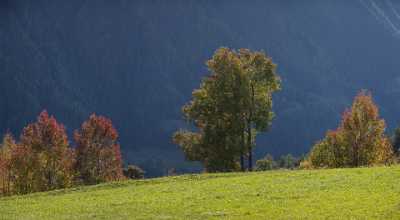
[[0, 166, 399, 219]]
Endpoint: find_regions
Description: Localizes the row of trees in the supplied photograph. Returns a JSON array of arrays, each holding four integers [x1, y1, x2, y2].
[[173, 47, 397, 172], [173, 48, 281, 172], [306, 91, 394, 168], [0, 111, 124, 196]]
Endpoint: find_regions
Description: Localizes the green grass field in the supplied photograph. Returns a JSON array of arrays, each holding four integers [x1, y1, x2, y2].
[[0, 166, 399, 219]]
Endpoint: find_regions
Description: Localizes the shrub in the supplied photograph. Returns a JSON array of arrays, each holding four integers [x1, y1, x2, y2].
[[123, 165, 144, 179], [299, 159, 313, 169], [277, 154, 297, 169], [256, 154, 277, 171]]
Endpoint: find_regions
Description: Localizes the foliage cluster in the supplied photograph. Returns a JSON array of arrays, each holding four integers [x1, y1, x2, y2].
[[173, 47, 281, 172], [308, 91, 394, 168], [0, 111, 124, 196], [123, 165, 145, 179]]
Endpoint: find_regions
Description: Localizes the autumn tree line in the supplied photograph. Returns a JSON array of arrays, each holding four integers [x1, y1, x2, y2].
[[174, 47, 398, 172], [0, 111, 145, 196]]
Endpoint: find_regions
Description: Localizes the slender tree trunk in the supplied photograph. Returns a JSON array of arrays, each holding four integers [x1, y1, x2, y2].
[[248, 136, 253, 171], [240, 153, 245, 171], [247, 122, 253, 171], [1, 175, 3, 196], [247, 84, 255, 171], [240, 129, 245, 171], [7, 172, 10, 195], [353, 134, 359, 167], [354, 144, 359, 167]]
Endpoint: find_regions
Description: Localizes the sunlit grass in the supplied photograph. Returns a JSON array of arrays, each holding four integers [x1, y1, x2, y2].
[[1, 166, 399, 219]]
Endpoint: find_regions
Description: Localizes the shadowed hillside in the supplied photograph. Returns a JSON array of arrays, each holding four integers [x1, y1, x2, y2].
[[1, 0, 400, 175]]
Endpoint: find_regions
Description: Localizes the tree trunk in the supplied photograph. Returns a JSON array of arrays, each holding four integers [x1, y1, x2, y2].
[[247, 124, 253, 171], [353, 133, 359, 167], [240, 129, 245, 171], [240, 153, 245, 171], [247, 84, 255, 171], [7, 172, 10, 195]]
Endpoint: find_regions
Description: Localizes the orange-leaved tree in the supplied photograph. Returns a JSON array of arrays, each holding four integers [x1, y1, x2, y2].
[[309, 91, 393, 168]]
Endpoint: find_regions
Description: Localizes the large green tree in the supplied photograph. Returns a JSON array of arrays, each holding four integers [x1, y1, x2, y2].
[[173, 47, 280, 172], [238, 49, 281, 170]]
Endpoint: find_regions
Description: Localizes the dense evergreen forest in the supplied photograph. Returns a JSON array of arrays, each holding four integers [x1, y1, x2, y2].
[[2, 0, 400, 175]]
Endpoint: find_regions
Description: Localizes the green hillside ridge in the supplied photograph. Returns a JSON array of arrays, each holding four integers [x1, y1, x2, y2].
[[1, 166, 399, 219]]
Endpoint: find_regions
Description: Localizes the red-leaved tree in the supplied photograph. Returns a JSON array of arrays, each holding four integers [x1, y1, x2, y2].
[[19, 110, 74, 192], [74, 114, 123, 185], [0, 133, 16, 195], [9, 143, 36, 194]]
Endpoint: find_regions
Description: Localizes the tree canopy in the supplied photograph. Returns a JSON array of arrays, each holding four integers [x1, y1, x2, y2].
[[173, 47, 281, 172], [75, 114, 124, 185], [309, 91, 393, 168]]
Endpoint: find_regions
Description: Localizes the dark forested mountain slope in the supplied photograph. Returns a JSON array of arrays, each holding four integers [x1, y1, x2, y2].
[[1, 0, 400, 174]]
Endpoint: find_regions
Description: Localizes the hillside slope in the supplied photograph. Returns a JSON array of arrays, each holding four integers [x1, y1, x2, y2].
[[3, 1, 400, 174], [1, 166, 399, 219]]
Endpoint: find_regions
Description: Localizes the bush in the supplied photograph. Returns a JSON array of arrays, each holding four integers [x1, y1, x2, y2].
[[309, 139, 336, 168], [256, 154, 277, 171], [277, 154, 297, 169], [123, 165, 144, 179], [299, 160, 313, 169]]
